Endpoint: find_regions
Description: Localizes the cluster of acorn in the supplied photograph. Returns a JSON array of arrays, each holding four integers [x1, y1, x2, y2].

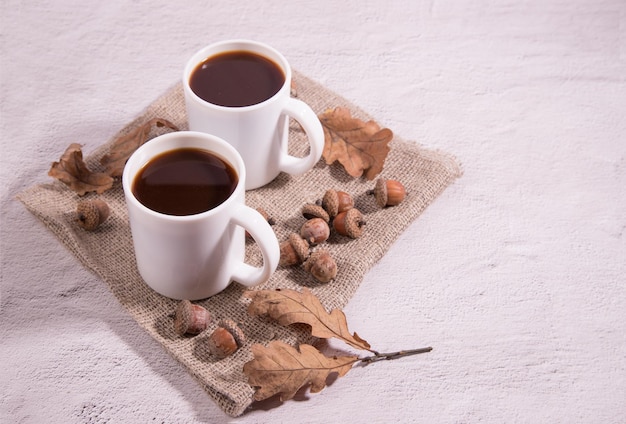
[[74, 178, 406, 358], [173, 299, 245, 359], [279, 178, 406, 283]]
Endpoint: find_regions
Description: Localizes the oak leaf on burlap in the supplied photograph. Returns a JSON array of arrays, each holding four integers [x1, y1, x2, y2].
[[48, 143, 114, 196], [100, 118, 178, 177], [245, 288, 371, 351], [319, 107, 393, 180], [48, 118, 178, 195]]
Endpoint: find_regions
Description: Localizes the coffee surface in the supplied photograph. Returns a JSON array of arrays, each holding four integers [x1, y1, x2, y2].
[[132, 148, 238, 216], [189, 50, 285, 107]]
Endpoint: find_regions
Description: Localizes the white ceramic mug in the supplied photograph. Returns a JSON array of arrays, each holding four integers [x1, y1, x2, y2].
[[122, 131, 280, 300], [183, 39, 324, 190]]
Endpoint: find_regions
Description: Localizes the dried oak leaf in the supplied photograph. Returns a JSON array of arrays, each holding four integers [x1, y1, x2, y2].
[[48, 143, 114, 196], [100, 118, 178, 176], [243, 340, 358, 401], [246, 288, 371, 351], [319, 107, 393, 180]]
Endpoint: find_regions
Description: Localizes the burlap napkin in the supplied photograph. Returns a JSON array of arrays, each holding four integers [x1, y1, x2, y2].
[[17, 71, 462, 417]]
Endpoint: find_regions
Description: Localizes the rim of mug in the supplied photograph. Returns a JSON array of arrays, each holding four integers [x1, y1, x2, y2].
[[122, 131, 245, 221], [182, 39, 292, 111]]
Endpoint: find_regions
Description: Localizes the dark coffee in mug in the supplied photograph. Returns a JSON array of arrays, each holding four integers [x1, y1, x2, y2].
[[132, 148, 238, 216], [189, 50, 285, 107]]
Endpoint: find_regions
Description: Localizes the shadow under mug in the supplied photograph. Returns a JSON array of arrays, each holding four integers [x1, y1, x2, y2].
[[122, 131, 280, 300], [183, 39, 324, 190]]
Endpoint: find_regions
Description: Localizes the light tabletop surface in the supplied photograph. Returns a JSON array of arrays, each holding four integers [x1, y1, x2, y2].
[[1, 1, 625, 423]]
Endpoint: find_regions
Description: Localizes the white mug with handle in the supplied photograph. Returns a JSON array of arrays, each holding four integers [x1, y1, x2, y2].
[[122, 131, 280, 300], [183, 39, 324, 190]]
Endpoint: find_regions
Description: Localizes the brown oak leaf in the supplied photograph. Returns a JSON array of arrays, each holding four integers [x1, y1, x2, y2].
[[246, 288, 371, 351], [319, 107, 393, 180], [48, 143, 114, 196], [100, 118, 178, 176], [243, 341, 358, 401]]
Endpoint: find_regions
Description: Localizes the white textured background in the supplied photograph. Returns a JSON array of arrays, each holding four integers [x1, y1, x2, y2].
[[1, 1, 625, 423]]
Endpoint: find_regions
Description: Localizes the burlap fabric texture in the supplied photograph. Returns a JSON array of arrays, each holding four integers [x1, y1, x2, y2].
[[17, 70, 462, 417]]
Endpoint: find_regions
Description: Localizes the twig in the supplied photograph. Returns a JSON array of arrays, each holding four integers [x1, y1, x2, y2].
[[360, 347, 433, 364]]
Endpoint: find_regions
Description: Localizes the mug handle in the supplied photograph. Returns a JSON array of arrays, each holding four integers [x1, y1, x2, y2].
[[230, 204, 280, 287], [278, 97, 325, 175]]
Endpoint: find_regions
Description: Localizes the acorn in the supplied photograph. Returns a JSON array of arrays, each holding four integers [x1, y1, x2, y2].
[[301, 203, 330, 223], [333, 208, 366, 239], [173, 300, 211, 336], [300, 217, 330, 245], [207, 327, 238, 359], [304, 249, 338, 283], [76, 199, 110, 230], [367, 178, 406, 207], [279, 233, 310, 266], [321, 189, 354, 219], [218, 319, 246, 348]]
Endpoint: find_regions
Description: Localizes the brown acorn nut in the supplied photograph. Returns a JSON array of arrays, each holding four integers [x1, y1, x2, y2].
[[76, 199, 110, 230], [321, 189, 354, 218], [304, 249, 338, 283], [333, 208, 366, 239], [301, 203, 330, 223], [173, 300, 211, 336], [279, 233, 310, 266], [207, 327, 238, 359], [300, 217, 330, 245], [367, 178, 407, 207]]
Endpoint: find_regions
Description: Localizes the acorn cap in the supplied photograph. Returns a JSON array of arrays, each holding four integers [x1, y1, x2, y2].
[[342, 208, 366, 238], [174, 300, 193, 335], [280, 233, 310, 266], [302, 203, 330, 222], [321, 189, 339, 218], [218, 318, 246, 347], [288, 233, 310, 262], [76, 199, 110, 230], [174, 300, 210, 336], [374, 178, 388, 208]]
